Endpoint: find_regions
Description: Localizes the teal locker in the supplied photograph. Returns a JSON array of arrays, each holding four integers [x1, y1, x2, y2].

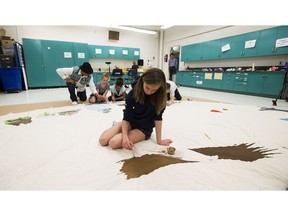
[[73, 42, 88, 66], [257, 27, 278, 56], [22, 38, 46, 88], [274, 26, 288, 55]]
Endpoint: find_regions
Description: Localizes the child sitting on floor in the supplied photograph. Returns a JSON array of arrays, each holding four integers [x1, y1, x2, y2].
[[108, 77, 127, 102], [89, 72, 110, 103]]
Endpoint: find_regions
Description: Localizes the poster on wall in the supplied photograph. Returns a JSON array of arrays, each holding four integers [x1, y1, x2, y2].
[[95, 49, 102, 54], [109, 49, 115, 55], [276, 37, 288, 48], [221, 44, 230, 52], [134, 50, 139, 56], [77, 53, 85, 59], [64, 52, 72, 58], [245, 40, 256, 48]]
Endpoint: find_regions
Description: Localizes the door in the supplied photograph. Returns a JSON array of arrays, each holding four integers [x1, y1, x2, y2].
[[22, 38, 46, 88]]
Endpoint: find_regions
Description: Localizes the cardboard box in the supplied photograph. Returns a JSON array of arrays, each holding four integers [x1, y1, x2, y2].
[[0, 39, 14, 48], [0, 28, 6, 37]]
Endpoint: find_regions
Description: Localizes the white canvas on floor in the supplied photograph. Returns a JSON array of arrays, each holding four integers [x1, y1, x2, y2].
[[0, 100, 287, 190]]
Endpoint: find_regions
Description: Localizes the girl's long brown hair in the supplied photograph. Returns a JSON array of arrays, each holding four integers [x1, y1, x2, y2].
[[133, 68, 167, 114]]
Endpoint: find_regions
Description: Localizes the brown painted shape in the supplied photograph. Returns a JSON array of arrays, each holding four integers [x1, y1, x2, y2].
[[190, 143, 278, 162], [119, 154, 196, 179]]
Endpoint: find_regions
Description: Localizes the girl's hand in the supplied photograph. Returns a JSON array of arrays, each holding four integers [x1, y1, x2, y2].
[[158, 139, 173, 146], [122, 137, 134, 150]]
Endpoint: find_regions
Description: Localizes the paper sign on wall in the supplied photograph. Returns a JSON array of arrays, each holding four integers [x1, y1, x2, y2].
[[109, 49, 115, 55], [64, 52, 72, 58], [221, 44, 231, 52], [245, 40, 256, 48], [276, 37, 288, 48], [122, 50, 128, 55], [134, 50, 139, 56], [77, 53, 85, 59], [95, 49, 102, 54], [204, 73, 213, 80], [214, 73, 223, 80]]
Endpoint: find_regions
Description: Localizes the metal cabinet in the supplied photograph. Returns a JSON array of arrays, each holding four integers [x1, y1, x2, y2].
[[23, 38, 88, 88]]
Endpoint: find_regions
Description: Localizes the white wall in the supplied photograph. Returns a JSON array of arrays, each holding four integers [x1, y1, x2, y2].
[[1, 25, 287, 76], [1, 25, 159, 71]]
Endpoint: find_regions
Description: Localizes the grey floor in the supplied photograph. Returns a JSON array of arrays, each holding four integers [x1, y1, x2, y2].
[[0, 86, 288, 109]]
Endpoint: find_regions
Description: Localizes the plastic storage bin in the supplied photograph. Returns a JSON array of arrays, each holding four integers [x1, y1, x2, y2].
[[0, 67, 22, 92]]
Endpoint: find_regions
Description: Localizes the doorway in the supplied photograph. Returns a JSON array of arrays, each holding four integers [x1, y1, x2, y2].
[[170, 45, 180, 82]]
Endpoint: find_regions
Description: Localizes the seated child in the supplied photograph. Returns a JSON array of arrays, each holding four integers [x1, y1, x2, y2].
[[108, 77, 127, 102], [89, 72, 110, 103]]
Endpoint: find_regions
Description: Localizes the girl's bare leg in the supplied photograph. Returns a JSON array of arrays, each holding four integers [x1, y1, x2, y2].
[[98, 122, 122, 146]]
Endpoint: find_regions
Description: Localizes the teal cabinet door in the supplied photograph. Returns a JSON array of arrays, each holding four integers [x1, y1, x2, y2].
[[201, 41, 211, 60], [23, 38, 46, 88], [209, 39, 221, 60], [202, 72, 213, 88], [42, 40, 73, 87], [222, 72, 235, 90], [246, 73, 263, 94], [212, 72, 223, 89], [176, 72, 185, 85], [120, 47, 130, 59], [181, 45, 191, 61], [241, 31, 259, 57], [219, 37, 233, 59], [247, 72, 285, 96], [261, 72, 286, 96], [88, 45, 97, 58], [274, 26, 288, 55], [73, 42, 88, 66], [230, 34, 245, 58], [183, 72, 193, 86], [257, 27, 278, 56], [190, 43, 202, 61], [132, 48, 140, 60], [41, 40, 60, 87], [233, 72, 248, 92]]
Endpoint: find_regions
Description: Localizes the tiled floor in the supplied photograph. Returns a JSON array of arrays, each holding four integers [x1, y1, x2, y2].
[[1, 86, 288, 108]]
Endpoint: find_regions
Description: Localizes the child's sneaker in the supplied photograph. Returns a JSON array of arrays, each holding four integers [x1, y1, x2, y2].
[[72, 101, 78, 105]]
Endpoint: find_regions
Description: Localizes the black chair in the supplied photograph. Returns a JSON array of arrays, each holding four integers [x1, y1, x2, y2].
[[110, 68, 123, 84], [125, 69, 138, 85]]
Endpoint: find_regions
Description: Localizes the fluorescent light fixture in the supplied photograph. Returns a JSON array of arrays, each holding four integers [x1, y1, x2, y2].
[[161, 25, 174, 29], [96, 25, 157, 35]]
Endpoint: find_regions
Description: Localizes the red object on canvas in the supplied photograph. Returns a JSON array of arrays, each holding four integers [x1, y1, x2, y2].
[[210, 109, 222, 113]]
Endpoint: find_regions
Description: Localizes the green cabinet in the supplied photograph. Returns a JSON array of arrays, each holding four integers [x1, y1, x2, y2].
[[180, 45, 192, 61], [274, 26, 288, 55], [73, 42, 89, 66], [88, 45, 140, 60], [181, 26, 288, 62], [232, 72, 248, 92], [209, 39, 222, 60], [256, 27, 278, 56], [247, 72, 285, 96], [176, 71, 187, 85], [177, 71, 285, 97], [222, 72, 235, 90], [23, 39, 46, 88], [23, 38, 87, 88], [181, 42, 211, 61]]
